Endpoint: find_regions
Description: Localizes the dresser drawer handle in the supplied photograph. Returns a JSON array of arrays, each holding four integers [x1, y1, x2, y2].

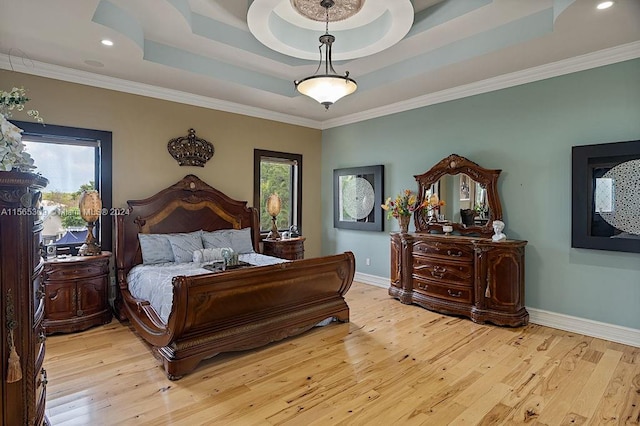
[[448, 289, 462, 298], [447, 250, 462, 257], [431, 265, 446, 279]]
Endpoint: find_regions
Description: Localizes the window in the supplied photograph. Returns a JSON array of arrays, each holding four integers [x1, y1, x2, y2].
[[254, 149, 302, 235], [15, 121, 112, 255]]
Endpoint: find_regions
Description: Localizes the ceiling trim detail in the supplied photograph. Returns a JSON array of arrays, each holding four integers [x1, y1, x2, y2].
[[1, 42, 638, 130], [247, 0, 415, 60]]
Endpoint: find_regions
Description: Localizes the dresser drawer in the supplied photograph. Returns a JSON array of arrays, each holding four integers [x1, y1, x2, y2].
[[413, 240, 474, 261], [413, 256, 473, 286], [413, 277, 473, 304], [44, 262, 107, 281]]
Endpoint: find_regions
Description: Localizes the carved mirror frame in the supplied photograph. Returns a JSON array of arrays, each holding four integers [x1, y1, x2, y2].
[[414, 154, 502, 238]]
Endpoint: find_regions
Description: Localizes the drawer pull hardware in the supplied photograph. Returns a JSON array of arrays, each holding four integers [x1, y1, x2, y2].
[[447, 250, 462, 257], [38, 332, 46, 343], [77, 309, 84, 316], [448, 289, 462, 298], [431, 265, 446, 279]]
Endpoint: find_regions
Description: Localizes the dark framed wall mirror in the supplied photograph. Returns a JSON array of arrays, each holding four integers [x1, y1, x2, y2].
[[413, 154, 502, 238]]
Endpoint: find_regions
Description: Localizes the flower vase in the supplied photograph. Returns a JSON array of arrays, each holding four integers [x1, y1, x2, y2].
[[398, 215, 410, 233]]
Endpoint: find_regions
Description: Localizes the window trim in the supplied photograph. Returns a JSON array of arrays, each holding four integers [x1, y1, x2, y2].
[[14, 120, 113, 252], [254, 149, 302, 236]]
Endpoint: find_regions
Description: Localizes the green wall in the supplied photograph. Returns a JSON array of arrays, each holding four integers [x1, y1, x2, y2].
[[322, 59, 640, 329]]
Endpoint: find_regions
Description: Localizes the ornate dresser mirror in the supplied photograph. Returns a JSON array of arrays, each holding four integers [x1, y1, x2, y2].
[[414, 154, 502, 238], [389, 153, 527, 327]]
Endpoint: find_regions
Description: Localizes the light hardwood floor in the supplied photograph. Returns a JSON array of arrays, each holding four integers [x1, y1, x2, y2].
[[44, 282, 640, 425]]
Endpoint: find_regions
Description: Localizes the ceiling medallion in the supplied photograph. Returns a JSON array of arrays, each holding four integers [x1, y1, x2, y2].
[[291, 0, 364, 22]]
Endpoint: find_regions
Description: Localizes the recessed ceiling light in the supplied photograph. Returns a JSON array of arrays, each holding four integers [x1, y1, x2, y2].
[[101, 39, 114, 47], [596, 1, 614, 10]]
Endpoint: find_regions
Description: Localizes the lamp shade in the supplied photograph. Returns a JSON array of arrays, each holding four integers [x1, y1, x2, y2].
[[266, 193, 282, 217], [79, 190, 102, 223], [295, 75, 357, 107]]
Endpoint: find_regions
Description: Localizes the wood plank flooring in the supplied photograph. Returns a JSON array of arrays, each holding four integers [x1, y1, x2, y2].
[[44, 282, 640, 425]]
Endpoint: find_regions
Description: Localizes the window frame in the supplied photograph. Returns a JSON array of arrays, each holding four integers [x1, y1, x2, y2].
[[253, 149, 302, 237], [14, 120, 113, 253]]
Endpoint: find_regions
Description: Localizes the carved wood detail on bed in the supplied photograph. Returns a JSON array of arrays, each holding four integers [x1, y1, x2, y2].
[[114, 175, 355, 379]]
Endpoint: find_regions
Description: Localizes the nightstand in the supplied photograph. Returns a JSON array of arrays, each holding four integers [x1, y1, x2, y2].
[[263, 237, 305, 260], [43, 252, 112, 335]]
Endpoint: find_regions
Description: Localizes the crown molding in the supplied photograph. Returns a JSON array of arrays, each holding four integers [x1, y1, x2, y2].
[[0, 55, 324, 129], [355, 273, 640, 348], [321, 40, 640, 129], [1, 41, 638, 131]]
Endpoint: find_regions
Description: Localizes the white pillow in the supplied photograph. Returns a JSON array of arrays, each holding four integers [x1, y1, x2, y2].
[[192, 247, 230, 263], [166, 231, 204, 263]]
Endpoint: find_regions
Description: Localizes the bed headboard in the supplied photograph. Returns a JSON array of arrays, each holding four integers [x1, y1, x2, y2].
[[114, 174, 260, 276]]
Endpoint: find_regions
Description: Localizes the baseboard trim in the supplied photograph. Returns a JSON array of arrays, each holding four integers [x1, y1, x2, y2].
[[354, 272, 640, 348]]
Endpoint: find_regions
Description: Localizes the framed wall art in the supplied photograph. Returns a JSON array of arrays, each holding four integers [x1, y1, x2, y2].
[[571, 139, 640, 253], [333, 165, 384, 231]]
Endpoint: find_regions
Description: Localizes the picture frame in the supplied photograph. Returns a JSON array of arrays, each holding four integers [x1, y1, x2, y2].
[[333, 165, 384, 231], [459, 174, 470, 201], [571, 139, 640, 253]]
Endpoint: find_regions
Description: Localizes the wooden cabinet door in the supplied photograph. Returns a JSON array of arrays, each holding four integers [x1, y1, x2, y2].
[[77, 277, 109, 316], [482, 247, 525, 313], [44, 281, 77, 320], [390, 235, 402, 290]]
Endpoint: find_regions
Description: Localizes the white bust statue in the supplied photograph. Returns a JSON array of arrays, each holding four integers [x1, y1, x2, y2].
[[492, 220, 507, 242]]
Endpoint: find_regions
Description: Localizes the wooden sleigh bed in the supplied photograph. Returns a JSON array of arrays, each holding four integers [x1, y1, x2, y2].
[[114, 175, 355, 379]]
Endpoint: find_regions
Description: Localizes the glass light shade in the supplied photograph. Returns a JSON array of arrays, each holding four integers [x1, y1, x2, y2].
[[79, 190, 102, 223], [296, 75, 357, 108], [266, 193, 282, 217]]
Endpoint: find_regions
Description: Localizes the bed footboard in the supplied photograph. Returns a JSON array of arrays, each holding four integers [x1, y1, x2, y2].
[[120, 251, 355, 379]]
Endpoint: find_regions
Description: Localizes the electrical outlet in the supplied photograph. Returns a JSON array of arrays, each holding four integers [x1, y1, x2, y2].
[[365, 258, 371, 266]]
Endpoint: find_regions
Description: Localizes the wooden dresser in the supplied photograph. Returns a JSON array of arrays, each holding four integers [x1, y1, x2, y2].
[[262, 237, 305, 260], [390, 233, 528, 326], [0, 171, 49, 425], [43, 252, 112, 335]]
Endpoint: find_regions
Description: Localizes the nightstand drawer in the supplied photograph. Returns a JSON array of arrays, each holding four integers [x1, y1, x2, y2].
[[263, 237, 305, 260], [44, 260, 108, 280]]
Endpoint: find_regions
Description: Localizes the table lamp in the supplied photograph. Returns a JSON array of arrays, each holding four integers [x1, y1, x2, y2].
[[78, 190, 102, 256], [266, 193, 281, 240]]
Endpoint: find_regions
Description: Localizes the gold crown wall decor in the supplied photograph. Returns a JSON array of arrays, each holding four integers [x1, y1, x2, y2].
[[167, 128, 215, 167]]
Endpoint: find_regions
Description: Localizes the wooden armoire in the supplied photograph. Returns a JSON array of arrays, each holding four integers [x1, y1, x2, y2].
[[0, 171, 49, 425]]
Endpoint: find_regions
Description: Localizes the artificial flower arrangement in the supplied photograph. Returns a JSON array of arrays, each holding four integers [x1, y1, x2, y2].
[[0, 87, 43, 172], [381, 189, 428, 218]]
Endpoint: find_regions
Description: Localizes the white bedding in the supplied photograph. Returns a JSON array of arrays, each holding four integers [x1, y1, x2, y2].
[[127, 253, 288, 323]]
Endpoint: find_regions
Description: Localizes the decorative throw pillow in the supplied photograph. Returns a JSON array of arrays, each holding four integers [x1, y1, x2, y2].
[[166, 231, 204, 263], [138, 234, 175, 264], [228, 228, 255, 254], [192, 247, 229, 263], [201, 229, 233, 249]]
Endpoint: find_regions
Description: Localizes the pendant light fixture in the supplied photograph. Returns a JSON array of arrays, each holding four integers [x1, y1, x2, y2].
[[294, 0, 357, 110]]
